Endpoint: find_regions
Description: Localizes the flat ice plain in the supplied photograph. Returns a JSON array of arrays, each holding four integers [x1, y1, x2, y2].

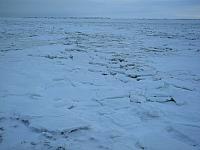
[[0, 18, 200, 150]]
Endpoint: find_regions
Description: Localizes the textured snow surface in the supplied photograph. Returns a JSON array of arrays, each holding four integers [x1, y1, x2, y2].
[[0, 18, 200, 150]]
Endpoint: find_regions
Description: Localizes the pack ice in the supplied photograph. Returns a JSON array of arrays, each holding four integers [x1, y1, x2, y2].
[[0, 18, 200, 150]]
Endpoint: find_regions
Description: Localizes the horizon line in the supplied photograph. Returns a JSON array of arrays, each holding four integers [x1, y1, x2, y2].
[[0, 16, 200, 20]]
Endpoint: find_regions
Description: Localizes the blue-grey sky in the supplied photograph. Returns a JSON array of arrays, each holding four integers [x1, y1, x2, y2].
[[0, 0, 200, 18]]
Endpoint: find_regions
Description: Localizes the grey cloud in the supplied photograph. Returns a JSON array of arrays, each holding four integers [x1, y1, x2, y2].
[[0, 0, 199, 18]]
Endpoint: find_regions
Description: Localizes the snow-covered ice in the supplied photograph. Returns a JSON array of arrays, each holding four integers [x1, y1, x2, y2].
[[0, 18, 200, 150]]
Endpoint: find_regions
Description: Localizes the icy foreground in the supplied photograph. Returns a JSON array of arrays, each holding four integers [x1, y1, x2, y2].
[[0, 18, 200, 150]]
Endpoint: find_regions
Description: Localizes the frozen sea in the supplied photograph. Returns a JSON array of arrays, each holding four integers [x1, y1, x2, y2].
[[0, 18, 200, 150]]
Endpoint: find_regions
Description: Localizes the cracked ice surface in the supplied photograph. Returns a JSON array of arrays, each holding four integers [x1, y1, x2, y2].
[[0, 18, 200, 150]]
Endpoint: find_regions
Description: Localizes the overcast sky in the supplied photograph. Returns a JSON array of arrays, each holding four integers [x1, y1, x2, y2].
[[0, 0, 200, 19]]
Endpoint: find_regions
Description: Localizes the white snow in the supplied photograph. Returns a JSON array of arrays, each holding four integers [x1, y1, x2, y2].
[[0, 18, 200, 150]]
